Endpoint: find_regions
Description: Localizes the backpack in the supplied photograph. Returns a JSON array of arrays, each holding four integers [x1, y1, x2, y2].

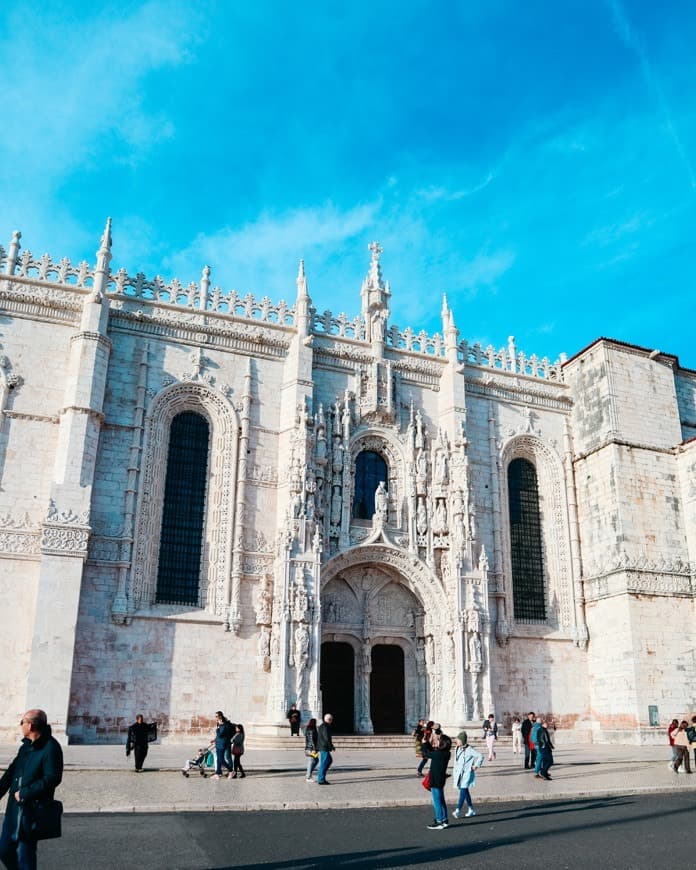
[[686, 726, 696, 744]]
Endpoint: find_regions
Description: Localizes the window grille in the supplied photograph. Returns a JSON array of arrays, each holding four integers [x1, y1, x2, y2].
[[156, 411, 210, 606], [508, 457, 546, 621], [353, 450, 388, 519]]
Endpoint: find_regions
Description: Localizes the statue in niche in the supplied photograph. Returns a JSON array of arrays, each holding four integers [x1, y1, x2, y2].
[[416, 498, 428, 535], [374, 481, 388, 520], [295, 624, 310, 669], [305, 474, 316, 520], [293, 579, 309, 623], [416, 451, 427, 484], [435, 451, 448, 485], [330, 485, 342, 525], [467, 607, 481, 634], [468, 632, 482, 667], [290, 490, 303, 519], [433, 500, 447, 534], [326, 599, 337, 622], [415, 410, 425, 451], [478, 546, 489, 572], [258, 626, 271, 671], [255, 576, 273, 625]]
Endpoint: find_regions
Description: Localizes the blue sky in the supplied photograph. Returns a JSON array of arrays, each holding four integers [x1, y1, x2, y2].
[[1, 0, 695, 365]]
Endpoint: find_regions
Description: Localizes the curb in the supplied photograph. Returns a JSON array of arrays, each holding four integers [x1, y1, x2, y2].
[[61, 783, 696, 814]]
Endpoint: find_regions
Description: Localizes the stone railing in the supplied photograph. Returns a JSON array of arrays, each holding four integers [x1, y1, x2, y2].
[[459, 337, 565, 382], [108, 268, 296, 326], [311, 308, 365, 339], [14, 249, 95, 287], [386, 324, 445, 356]]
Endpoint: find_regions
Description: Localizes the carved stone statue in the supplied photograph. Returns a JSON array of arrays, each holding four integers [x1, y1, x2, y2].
[[435, 451, 448, 485], [468, 632, 482, 666], [374, 481, 388, 520], [416, 498, 428, 535], [255, 576, 273, 625], [295, 623, 310, 668], [293, 579, 309, 622], [433, 499, 447, 534], [330, 485, 342, 525], [415, 410, 425, 451]]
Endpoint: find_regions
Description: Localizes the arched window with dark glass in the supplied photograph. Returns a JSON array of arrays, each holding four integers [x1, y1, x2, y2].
[[353, 450, 388, 519], [507, 457, 546, 621], [156, 411, 210, 606]]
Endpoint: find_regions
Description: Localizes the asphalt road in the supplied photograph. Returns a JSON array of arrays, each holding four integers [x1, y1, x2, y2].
[[36, 793, 693, 869]]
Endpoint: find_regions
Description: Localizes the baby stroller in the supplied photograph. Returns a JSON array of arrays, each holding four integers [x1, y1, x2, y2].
[[182, 743, 215, 777]]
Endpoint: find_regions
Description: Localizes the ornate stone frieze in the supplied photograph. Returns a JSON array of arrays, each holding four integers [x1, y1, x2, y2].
[[467, 372, 571, 411], [583, 556, 695, 601], [0, 513, 41, 558], [40, 524, 90, 557], [242, 555, 274, 575]]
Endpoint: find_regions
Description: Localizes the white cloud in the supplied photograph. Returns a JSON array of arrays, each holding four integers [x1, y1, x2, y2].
[[0, 2, 199, 177]]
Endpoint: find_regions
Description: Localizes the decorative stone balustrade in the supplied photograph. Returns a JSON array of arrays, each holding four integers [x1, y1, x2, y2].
[[386, 324, 445, 356], [15, 249, 95, 287], [311, 308, 365, 339], [459, 337, 565, 382]]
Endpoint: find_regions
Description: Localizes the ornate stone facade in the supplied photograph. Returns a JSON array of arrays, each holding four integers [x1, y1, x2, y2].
[[0, 224, 694, 744]]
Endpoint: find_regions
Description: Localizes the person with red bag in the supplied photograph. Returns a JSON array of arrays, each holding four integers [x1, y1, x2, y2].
[[422, 729, 451, 830]]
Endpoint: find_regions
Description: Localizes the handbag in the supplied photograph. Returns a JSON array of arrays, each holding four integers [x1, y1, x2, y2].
[[305, 750, 318, 758], [20, 798, 63, 841], [421, 771, 431, 791], [232, 745, 243, 756]]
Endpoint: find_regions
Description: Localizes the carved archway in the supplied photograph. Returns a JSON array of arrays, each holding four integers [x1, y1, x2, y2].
[[320, 544, 449, 731]]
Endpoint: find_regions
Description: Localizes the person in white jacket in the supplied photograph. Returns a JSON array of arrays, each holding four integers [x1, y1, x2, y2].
[[452, 730, 484, 819]]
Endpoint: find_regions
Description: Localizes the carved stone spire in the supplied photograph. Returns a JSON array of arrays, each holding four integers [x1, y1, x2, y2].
[[361, 241, 391, 347], [295, 258, 312, 337], [91, 217, 113, 301], [5, 231, 21, 275]]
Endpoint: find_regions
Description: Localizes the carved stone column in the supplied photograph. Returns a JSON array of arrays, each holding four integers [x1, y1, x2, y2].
[[357, 640, 374, 734]]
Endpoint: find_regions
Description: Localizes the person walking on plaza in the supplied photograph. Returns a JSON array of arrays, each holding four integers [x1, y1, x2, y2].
[[304, 717, 320, 781], [531, 714, 546, 776], [286, 703, 301, 737], [536, 718, 554, 780], [211, 711, 234, 780], [231, 723, 246, 778], [511, 716, 522, 755], [417, 721, 434, 777], [425, 730, 452, 830], [316, 714, 335, 785], [482, 714, 498, 761], [0, 709, 64, 870], [667, 718, 679, 768], [452, 731, 484, 819], [672, 720, 692, 774], [521, 712, 536, 769], [126, 714, 151, 772], [688, 716, 696, 769]]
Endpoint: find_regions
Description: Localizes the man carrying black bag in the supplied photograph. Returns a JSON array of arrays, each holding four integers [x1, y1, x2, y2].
[[0, 708, 63, 870]]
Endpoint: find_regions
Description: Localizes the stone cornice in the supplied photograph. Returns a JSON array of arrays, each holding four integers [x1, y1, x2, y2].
[[574, 437, 679, 463], [109, 307, 290, 359], [466, 370, 571, 411], [583, 567, 695, 601]]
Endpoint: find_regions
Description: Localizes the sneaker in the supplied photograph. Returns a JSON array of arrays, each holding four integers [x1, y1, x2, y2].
[[210, 774, 221, 780], [465, 808, 476, 817], [427, 822, 441, 830], [452, 809, 460, 819], [438, 821, 449, 829], [306, 776, 312, 782]]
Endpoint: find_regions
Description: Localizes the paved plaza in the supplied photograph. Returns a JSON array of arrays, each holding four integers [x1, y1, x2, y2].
[[2, 740, 694, 814]]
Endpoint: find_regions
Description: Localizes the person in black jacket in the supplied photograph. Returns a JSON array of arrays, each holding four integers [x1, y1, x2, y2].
[[521, 712, 536, 770], [316, 714, 335, 785], [0, 708, 63, 869], [211, 711, 234, 780], [126, 714, 150, 772], [424, 731, 451, 830], [304, 718, 320, 781]]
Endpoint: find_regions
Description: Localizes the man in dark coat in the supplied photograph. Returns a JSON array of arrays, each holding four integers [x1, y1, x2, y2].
[[211, 711, 234, 779], [521, 711, 536, 770], [126, 714, 150, 772], [0, 708, 63, 870], [316, 714, 335, 785]]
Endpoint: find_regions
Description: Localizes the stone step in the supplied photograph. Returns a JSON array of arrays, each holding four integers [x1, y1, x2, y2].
[[245, 733, 514, 750]]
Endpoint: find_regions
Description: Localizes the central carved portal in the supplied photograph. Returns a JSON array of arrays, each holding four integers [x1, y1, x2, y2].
[[321, 565, 423, 734]]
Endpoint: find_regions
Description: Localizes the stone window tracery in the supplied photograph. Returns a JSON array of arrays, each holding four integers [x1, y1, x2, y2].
[[353, 450, 388, 519], [507, 457, 546, 620], [155, 411, 210, 606]]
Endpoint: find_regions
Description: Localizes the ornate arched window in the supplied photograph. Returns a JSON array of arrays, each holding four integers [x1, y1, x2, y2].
[[156, 411, 210, 606], [507, 457, 546, 621], [353, 450, 388, 519]]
